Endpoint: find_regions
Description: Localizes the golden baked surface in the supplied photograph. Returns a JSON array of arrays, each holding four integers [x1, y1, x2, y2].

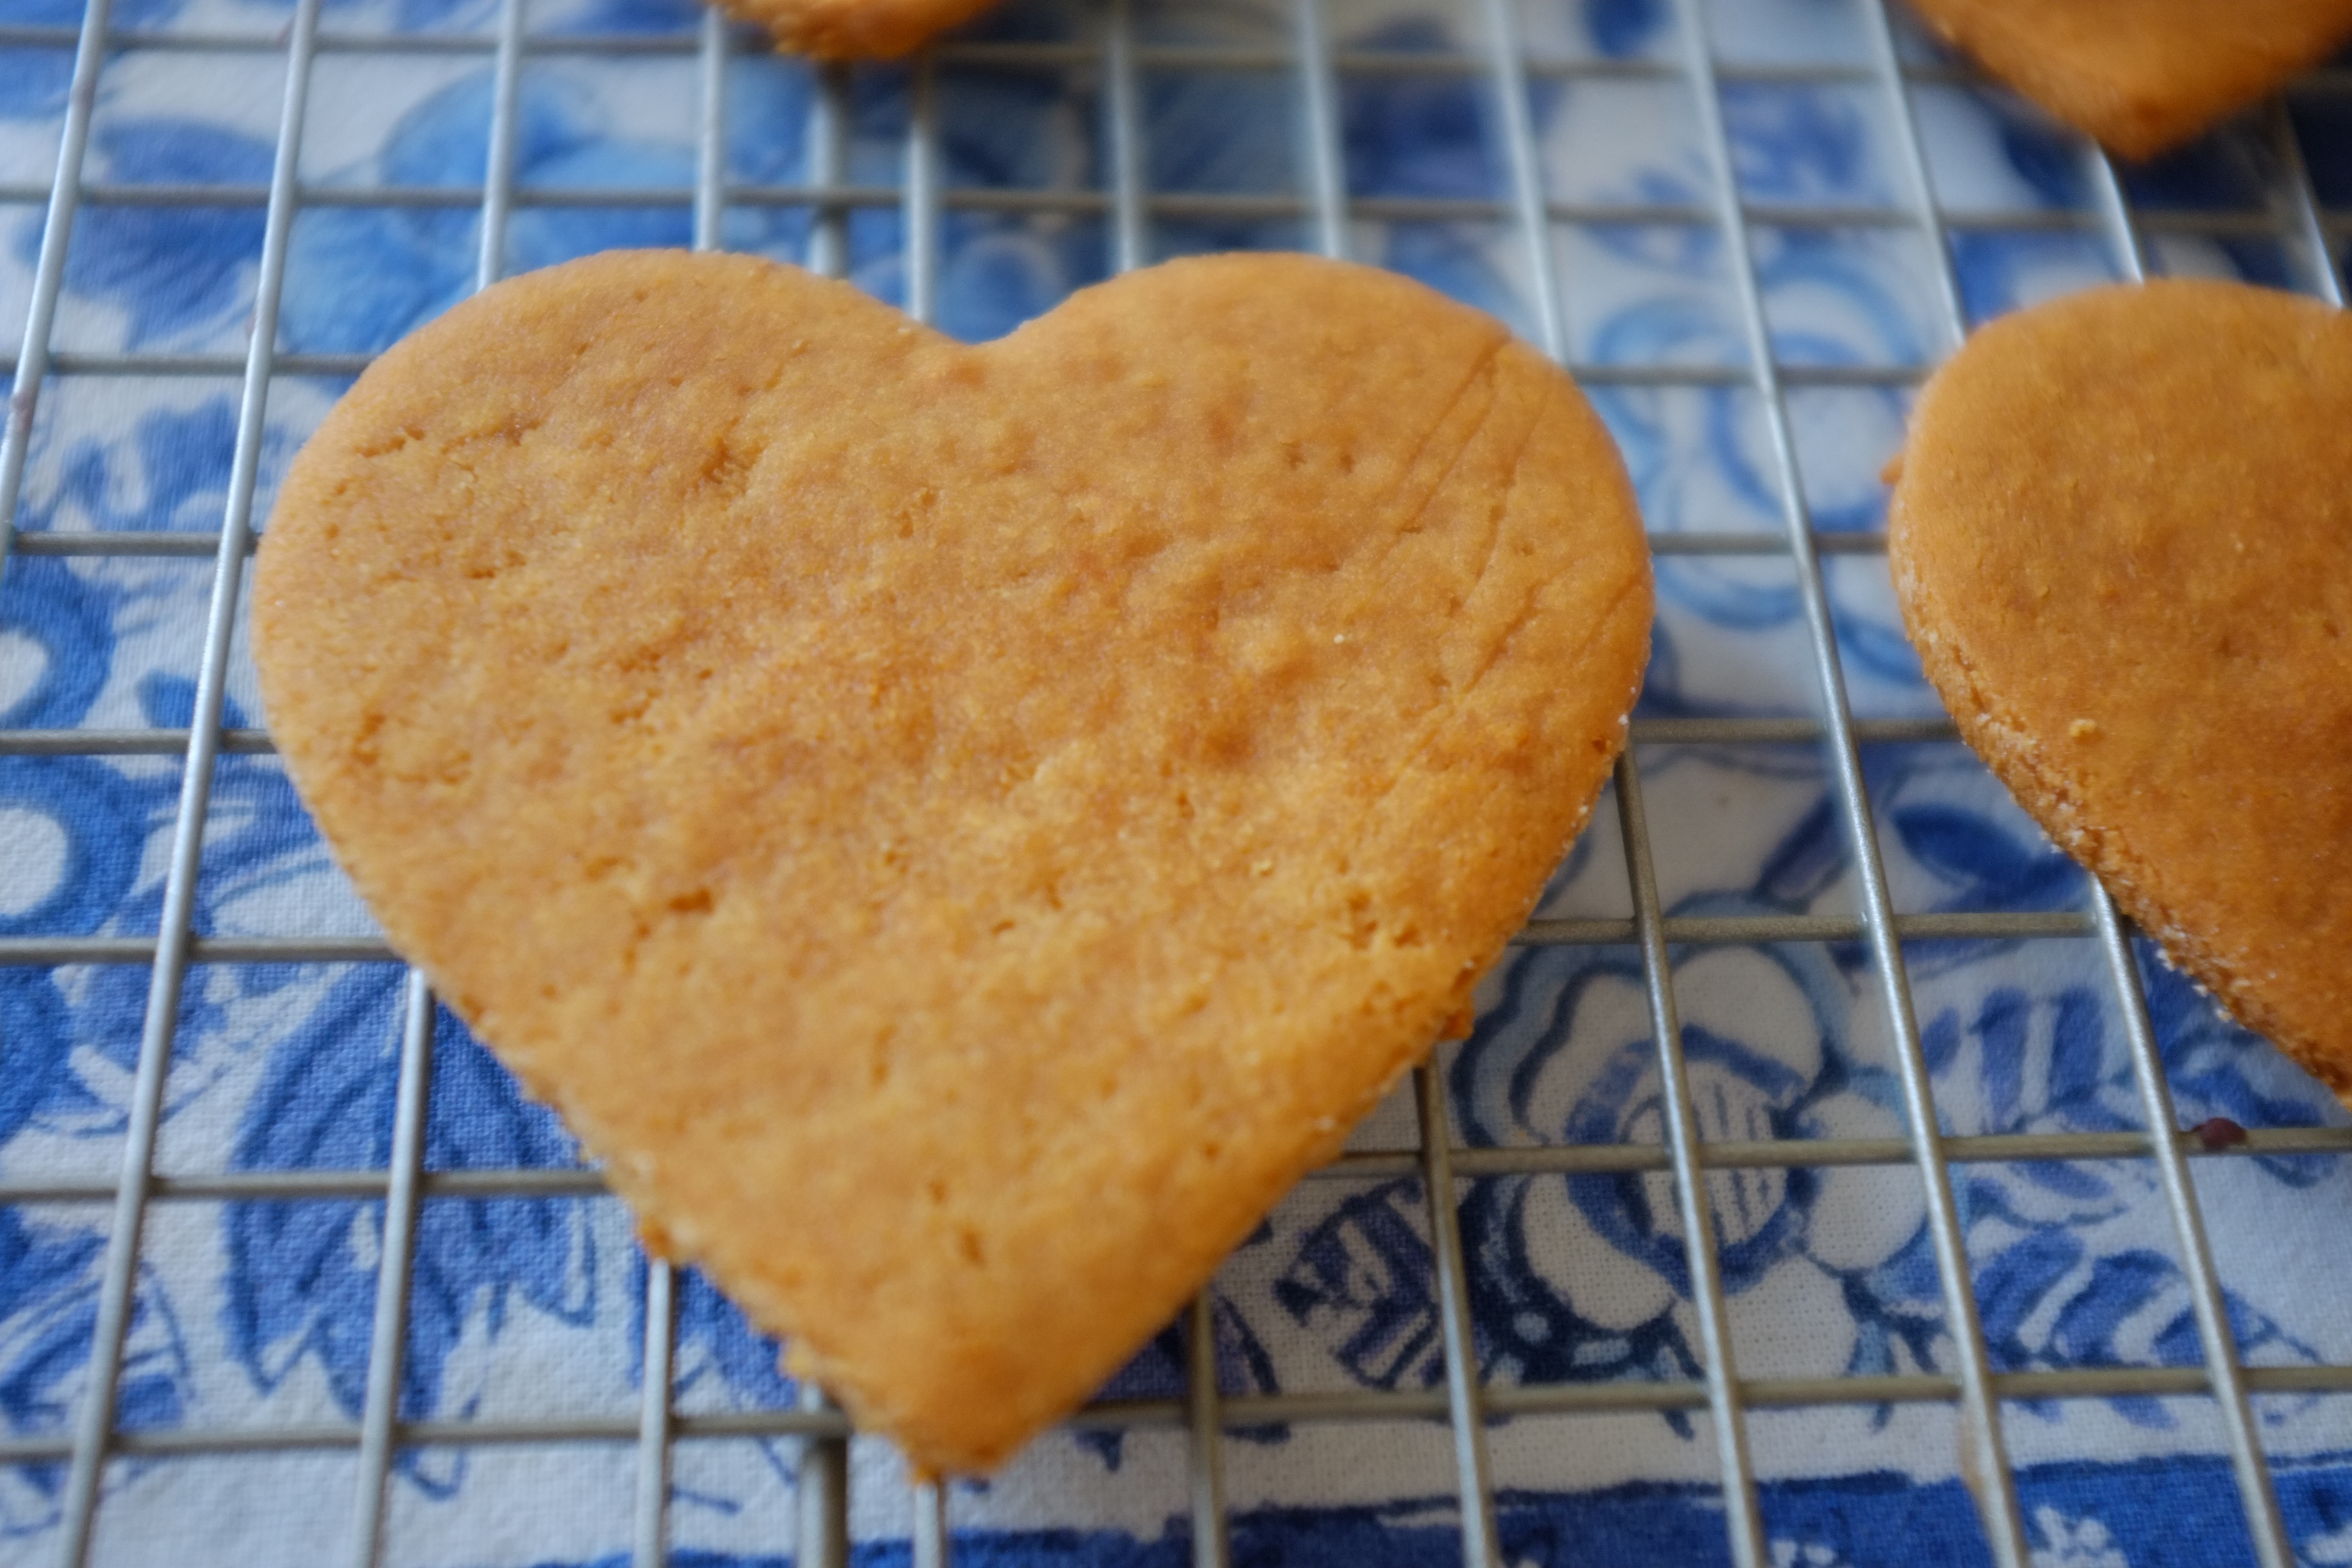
[[1890, 279, 2352, 1099], [711, 0, 996, 57], [253, 249, 1654, 1475], [1903, 0, 2352, 159]]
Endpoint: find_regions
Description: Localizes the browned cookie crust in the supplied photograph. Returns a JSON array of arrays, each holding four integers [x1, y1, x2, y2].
[[253, 250, 1654, 1475], [1890, 279, 2352, 1096], [1904, 0, 2352, 159]]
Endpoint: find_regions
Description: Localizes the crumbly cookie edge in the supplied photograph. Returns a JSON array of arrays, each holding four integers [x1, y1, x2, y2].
[[1886, 494, 2349, 1096]]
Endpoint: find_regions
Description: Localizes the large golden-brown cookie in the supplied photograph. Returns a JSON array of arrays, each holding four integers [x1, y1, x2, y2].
[[1904, 0, 2352, 158], [252, 249, 1653, 1475], [1890, 279, 2352, 1099], [716, 0, 995, 58]]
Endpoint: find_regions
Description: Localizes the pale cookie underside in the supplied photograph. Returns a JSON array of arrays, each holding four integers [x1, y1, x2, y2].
[[1890, 277, 2352, 1099], [252, 250, 1655, 1474]]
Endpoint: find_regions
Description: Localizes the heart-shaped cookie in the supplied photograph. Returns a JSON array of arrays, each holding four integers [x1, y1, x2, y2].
[[1890, 279, 2352, 1099], [715, 0, 995, 58], [1903, 0, 2352, 158], [252, 250, 1652, 1473]]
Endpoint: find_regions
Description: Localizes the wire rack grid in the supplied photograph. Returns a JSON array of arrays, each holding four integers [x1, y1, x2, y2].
[[1, 0, 2350, 1565]]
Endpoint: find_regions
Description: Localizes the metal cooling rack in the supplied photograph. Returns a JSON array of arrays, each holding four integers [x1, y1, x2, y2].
[[1, 0, 2349, 1566]]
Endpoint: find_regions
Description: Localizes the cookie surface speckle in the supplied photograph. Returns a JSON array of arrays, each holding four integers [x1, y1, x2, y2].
[[253, 249, 1654, 1475]]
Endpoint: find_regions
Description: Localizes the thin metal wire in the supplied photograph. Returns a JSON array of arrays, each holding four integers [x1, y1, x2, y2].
[[476, 0, 528, 289], [0, 715, 1975, 756], [1867, 11, 2319, 1563], [0, 910, 2105, 972], [888, 47, 958, 1567], [5, 172, 2326, 247], [1539, 908, 2093, 946], [2093, 893, 2294, 1567], [0, 171, 2328, 244], [23, 21, 2352, 100], [1101, 0, 1147, 274], [11, 530, 230, 554], [693, 5, 728, 255], [2078, 121, 2306, 1568], [1854, 0, 1967, 338], [0, 522, 1896, 559], [1088, 41, 1229, 1553], [808, 65, 851, 278], [0, 935, 402, 962], [1815, 57, 2295, 1542], [913, 1481, 949, 1568], [1668, 2, 2030, 1563], [0, 336, 1929, 385], [14, 1356, 2352, 1468], [1612, 753, 1766, 1566], [338, 1, 529, 1559], [16, 348, 374, 374], [8, 1118, 2350, 1210], [2085, 150, 2146, 289], [0, 0, 113, 575], [2271, 99, 2347, 307], [795, 1383, 850, 1568], [906, 52, 942, 326], [1185, 1292, 1230, 1568], [1481, 7, 1757, 1557], [1289, 0, 1346, 260], [1475, 0, 1563, 363], [345, 972, 438, 1568], [1866, 50, 2298, 1550], [2, 727, 276, 753], [789, 55, 856, 1568], [622, 22, 730, 1566], [1285, 7, 1500, 1560], [1909, 11, 2307, 1566], [44, 0, 322, 1556], [631, 1261, 678, 1568], [1413, 1065, 1501, 1567]]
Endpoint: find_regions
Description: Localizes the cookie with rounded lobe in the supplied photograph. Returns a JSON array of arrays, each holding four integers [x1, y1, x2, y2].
[[1903, 0, 2352, 158], [252, 249, 1654, 1475], [1890, 279, 2352, 1102]]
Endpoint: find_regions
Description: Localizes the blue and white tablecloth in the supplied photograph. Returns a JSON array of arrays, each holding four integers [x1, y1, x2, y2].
[[5, 0, 2352, 1561]]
